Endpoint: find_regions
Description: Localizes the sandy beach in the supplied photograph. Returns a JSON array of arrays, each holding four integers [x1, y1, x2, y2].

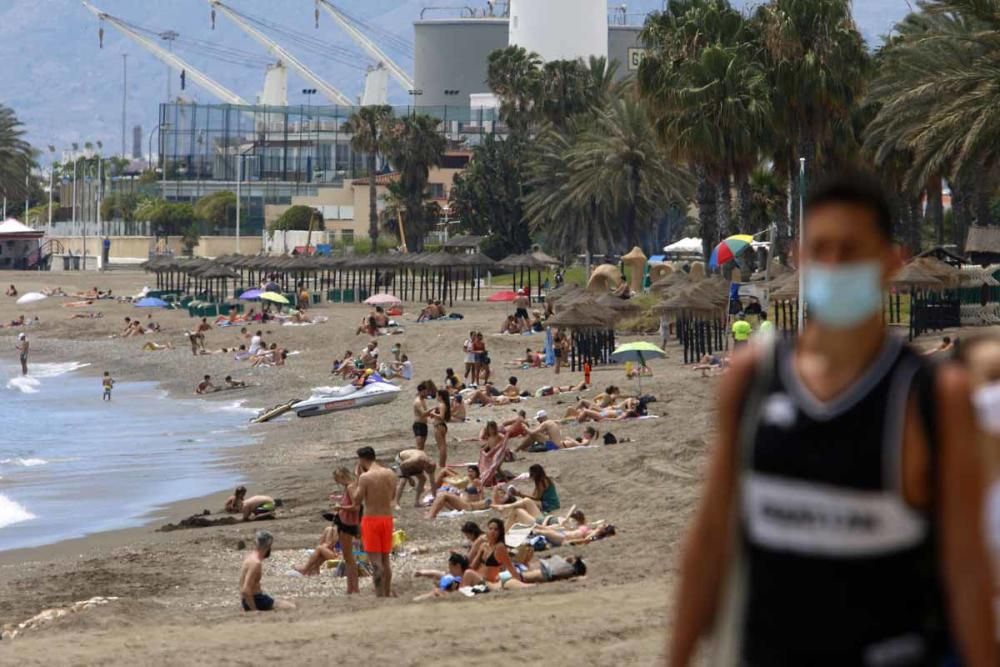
[[0, 269, 721, 665]]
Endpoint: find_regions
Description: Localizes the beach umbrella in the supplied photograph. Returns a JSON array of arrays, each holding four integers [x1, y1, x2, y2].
[[260, 292, 290, 304], [709, 234, 755, 270], [240, 288, 263, 300], [611, 341, 667, 393], [135, 297, 169, 308], [15, 292, 46, 305], [487, 290, 518, 302], [364, 293, 402, 306]]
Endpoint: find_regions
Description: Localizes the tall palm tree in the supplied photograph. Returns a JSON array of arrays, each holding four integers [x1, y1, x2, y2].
[[486, 46, 543, 137], [567, 96, 693, 251], [0, 105, 33, 203], [345, 105, 394, 252], [382, 114, 446, 252], [640, 1, 772, 258]]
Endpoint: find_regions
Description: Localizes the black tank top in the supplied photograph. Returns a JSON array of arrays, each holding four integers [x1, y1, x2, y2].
[[734, 336, 948, 666]]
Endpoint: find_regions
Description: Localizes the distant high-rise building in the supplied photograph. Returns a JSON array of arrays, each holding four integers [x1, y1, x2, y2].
[[132, 125, 142, 160]]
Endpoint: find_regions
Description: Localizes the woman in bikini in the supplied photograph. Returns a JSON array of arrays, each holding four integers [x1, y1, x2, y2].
[[429, 389, 451, 468], [464, 518, 532, 590], [425, 465, 485, 519], [530, 509, 592, 546], [329, 467, 361, 593]]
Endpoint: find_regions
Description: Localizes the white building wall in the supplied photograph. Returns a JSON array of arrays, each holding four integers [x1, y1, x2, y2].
[[508, 0, 608, 62]]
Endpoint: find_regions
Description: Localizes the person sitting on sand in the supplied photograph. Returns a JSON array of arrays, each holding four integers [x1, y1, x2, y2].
[[515, 411, 564, 452], [224, 375, 247, 389], [461, 521, 487, 564], [394, 449, 437, 509], [196, 374, 217, 395], [501, 315, 520, 335], [514, 348, 544, 368], [383, 354, 413, 381], [332, 350, 355, 377], [462, 518, 531, 590], [292, 522, 340, 577], [529, 311, 544, 333], [500, 411, 530, 439], [502, 376, 523, 399], [251, 344, 274, 368], [360, 341, 379, 370], [248, 331, 263, 355], [144, 314, 161, 333], [494, 464, 561, 526], [120, 316, 135, 337], [142, 341, 174, 351], [413, 552, 472, 601], [225, 486, 247, 513], [426, 465, 485, 519], [233, 344, 250, 361], [416, 299, 437, 323], [240, 530, 294, 612], [5, 284, 16, 297]]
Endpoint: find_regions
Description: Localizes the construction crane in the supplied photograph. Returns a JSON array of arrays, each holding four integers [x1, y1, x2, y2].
[[208, 0, 353, 106], [314, 0, 414, 92], [81, 1, 248, 105]]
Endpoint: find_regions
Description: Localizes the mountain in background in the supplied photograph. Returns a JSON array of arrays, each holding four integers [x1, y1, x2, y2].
[[0, 0, 910, 157]]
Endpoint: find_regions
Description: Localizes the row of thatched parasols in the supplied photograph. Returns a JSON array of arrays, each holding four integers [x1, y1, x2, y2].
[[140, 250, 561, 304]]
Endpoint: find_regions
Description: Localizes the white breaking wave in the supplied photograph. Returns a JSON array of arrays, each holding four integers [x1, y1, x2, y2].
[[0, 457, 48, 467], [29, 362, 90, 378], [213, 400, 257, 416], [6, 376, 40, 394], [0, 493, 36, 529]]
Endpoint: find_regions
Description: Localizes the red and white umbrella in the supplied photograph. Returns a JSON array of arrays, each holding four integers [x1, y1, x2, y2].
[[364, 293, 402, 306]]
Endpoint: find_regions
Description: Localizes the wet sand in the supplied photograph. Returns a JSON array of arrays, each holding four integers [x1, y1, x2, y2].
[[0, 270, 720, 665]]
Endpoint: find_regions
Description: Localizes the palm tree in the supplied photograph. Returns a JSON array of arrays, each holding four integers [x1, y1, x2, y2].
[[345, 105, 394, 252], [0, 105, 33, 202], [640, 2, 772, 258], [487, 46, 543, 137], [382, 114, 446, 252], [567, 96, 693, 251]]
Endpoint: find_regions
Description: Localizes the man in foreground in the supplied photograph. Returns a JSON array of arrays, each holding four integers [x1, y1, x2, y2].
[[515, 410, 563, 452], [668, 173, 995, 666], [239, 530, 294, 612], [355, 446, 398, 597]]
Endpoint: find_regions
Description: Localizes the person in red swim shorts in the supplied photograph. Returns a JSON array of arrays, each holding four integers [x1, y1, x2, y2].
[[355, 446, 398, 597]]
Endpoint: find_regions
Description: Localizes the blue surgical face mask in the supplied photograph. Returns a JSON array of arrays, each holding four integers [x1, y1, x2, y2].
[[803, 261, 883, 329]]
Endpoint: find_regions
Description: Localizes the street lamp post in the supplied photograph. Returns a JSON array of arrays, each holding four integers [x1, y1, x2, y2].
[[303, 88, 317, 180], [235, 153, 259, 255]]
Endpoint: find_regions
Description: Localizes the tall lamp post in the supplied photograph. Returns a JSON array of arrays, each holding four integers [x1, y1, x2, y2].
[[303, 88, 317, 181], [235, 153, 259, 255]]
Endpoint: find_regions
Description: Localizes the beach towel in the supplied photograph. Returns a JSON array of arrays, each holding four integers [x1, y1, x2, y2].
[[479, 436, 511, 487], [505, 523, 535, 549], [438, 509, 491, 518]]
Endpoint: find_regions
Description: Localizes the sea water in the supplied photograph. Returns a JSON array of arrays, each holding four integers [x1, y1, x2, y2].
[[0, 362, 258, 552]]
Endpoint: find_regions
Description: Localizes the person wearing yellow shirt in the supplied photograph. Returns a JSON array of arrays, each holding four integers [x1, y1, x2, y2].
[[731, 314, 752, 348]]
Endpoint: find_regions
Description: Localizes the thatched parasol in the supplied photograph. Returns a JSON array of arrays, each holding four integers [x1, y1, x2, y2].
[[530, 249, 561, 266], [594, 292, 642, 315], [891, 263, 943, 289], [197, 264, 240, 280], [910, 256, 960, 288], [652, 289, 719, 315], [545, 283, 583, 303], [545, 304, 617, 328]]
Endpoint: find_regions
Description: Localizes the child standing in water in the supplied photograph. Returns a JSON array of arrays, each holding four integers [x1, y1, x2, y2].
[[102, 371, 114, 401]]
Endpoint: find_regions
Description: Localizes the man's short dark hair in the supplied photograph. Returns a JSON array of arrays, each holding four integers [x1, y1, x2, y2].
[[357, 446, 376, 461], [805, 171, 893, 241]]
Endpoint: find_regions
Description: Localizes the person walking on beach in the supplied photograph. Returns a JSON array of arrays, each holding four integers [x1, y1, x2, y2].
[[239, 530, 294, 612], [667, 173, 996, 666], [15, 332, 28, 375], [730, 312, 751, 349], [102, 371, 114, 401], [355, 446, 397, 598]]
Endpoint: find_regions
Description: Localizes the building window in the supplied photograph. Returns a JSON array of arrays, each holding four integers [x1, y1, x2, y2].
[[429, 183, 446, 199], [341, 229, 354, 244]]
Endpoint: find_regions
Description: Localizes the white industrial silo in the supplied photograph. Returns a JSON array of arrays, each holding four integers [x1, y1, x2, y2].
[[508, 0, 608, 62]]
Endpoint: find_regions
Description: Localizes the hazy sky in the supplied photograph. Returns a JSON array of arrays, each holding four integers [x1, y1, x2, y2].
[[0, 0, 913, 150]]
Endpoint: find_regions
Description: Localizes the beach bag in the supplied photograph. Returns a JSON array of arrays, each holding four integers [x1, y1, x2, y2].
[[603, 432, 618, 445]]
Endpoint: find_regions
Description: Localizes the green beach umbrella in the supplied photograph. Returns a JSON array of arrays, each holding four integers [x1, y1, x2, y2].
[[611, 342, 666, 393], [260, 292, 290, 305]]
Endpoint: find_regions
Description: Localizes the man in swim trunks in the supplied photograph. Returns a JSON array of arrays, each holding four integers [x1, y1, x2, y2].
[[515, 410, 564, 452], [355, 446, 398, 597], [196, 374, 217, 395], [244, 496, 277, 521], [239, 530, 294, 612], [394, 448, 437, 509], [412, 382, 430, 451]]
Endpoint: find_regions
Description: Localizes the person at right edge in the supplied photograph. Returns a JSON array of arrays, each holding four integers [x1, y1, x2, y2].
[[667, 172, 996, 666]]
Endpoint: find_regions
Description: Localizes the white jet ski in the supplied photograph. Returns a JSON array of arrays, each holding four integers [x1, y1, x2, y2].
[[291, 381, 401, 418]]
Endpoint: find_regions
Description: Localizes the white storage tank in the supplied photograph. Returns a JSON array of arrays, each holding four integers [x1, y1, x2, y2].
[[508, 0, 609, 62]]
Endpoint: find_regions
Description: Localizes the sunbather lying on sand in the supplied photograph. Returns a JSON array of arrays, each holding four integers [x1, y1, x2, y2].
[[560, 426, 600, 449], [565, 398, 642, 422], [534, 380, 588, 397], [692, 353, 729, 376], [142, 341, 174, 351], [67, 312, 103, 319], [530, 509, 593, 546]]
